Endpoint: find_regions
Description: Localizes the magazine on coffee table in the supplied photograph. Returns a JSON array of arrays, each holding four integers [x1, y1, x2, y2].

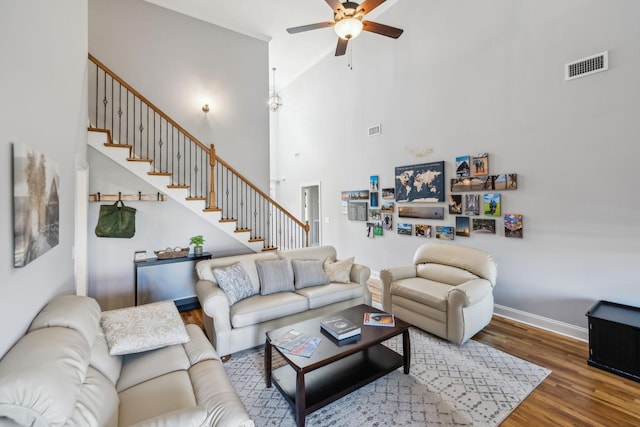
[[271, 329, 320, 358], [363, 312, 396, 327]]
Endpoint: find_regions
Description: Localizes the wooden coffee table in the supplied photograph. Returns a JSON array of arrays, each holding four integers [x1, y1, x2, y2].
[[264, 304, 411, 427]]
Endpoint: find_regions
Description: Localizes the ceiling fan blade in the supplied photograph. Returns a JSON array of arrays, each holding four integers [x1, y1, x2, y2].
[[357, 0, 386, 16], [335, 37, 349, 56], [325, 0, 345, 13], [362, 20, 404, 38], [287, 21, 335, 34]]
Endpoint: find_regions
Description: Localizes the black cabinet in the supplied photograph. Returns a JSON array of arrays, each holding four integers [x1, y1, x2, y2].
[[134, 253, 211, 311], [586, 300, 640, 382]]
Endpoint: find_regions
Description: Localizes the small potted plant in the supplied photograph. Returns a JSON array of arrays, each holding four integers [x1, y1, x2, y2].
[[189, 235, 205, 256]]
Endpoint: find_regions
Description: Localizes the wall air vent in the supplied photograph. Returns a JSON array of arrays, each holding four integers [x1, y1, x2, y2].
[[368, 124, 381, 137], [565, 51, 608, 81]]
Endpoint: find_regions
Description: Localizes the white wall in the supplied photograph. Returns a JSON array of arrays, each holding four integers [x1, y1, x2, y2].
[[88, 147, 254, 309], [274, 0, 640, 331], [87, 0, 270, 309], [0, 1, 88, 357], [88, 0, 269, 187]]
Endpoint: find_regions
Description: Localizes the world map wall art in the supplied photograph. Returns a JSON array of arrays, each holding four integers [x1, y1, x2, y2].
[[394, 161, 445, 203]]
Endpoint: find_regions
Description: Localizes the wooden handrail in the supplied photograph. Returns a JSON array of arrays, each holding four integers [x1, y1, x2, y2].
[[89, 53, 310, 248], [88, 54, 209, 153], [214, 155, 309, 231]]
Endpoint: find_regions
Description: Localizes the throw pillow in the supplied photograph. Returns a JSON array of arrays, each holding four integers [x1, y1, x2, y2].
[[256, 258, 295, 295], [292, 259, 329, 289], [324, 257, 355, 283], [213, 262, 256, 305], [101, 300, 190, 356]]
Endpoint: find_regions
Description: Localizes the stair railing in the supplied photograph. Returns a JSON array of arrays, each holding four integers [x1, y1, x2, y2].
[[88, 54, 308, 250]]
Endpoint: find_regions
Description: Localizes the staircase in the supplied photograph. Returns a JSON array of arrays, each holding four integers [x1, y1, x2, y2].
[[87, 54, 308, 252]]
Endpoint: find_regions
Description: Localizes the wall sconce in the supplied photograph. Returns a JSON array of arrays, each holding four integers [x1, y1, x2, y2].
[[202, 104, 210, 114]]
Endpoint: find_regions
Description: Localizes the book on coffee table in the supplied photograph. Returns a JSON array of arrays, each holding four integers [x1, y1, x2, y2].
[[271, 329, 320, 358], [363, 312, 396, 327], [320, 315, 361, 340]]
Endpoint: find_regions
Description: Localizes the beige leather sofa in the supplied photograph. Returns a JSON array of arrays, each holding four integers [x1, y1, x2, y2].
[[195, 245, 371, 357], [0, 295, 253, 427], [380, 242, 497, 345]]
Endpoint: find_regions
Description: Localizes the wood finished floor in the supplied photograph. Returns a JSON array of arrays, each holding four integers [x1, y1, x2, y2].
[[181, 294, 640, 426]]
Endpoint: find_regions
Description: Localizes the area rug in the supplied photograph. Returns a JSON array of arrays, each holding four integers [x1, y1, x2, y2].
[[225, 328, 550, 426]]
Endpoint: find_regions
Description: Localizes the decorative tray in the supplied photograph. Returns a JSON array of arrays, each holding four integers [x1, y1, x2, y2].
[[154, 247, 189, 259]]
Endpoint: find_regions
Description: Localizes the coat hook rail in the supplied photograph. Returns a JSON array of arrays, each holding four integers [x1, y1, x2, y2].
[[89, 192, 166, 202]]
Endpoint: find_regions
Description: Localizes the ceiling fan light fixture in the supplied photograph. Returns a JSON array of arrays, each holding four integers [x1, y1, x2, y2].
[[334, 17, 363, 40]]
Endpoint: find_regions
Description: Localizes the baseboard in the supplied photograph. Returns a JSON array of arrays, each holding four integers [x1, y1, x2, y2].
[[369, 271, 588, 342], [494, 304, 588, 343]]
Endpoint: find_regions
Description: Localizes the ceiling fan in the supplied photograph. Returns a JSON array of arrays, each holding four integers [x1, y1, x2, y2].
[[286, 0, 404, 56]]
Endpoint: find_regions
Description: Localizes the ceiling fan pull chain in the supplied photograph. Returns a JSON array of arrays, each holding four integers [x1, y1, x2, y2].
[[348, 44, 353, 70]]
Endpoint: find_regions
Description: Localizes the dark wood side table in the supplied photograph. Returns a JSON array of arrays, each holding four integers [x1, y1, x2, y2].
[[134, 252, 211, 310]]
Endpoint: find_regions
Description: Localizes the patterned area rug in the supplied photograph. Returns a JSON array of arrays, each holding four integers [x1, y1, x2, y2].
[[225, 328, 550, 426]]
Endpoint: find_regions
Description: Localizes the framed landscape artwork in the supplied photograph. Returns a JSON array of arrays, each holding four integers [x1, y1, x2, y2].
[[395, 161, 445, 202], [436, 226, 454, 240], [397, 223, 413, 235], [455, 216, 470, 237], [13, 143, 60, 268]]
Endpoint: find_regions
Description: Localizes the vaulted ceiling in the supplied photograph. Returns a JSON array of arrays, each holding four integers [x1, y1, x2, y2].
[[145, 0, 399, 89]]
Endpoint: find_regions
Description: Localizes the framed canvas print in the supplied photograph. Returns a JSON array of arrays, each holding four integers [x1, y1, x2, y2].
[[381, 188, 395, 199], [472, 218, 496, 234], [368, 208, 381, 221], [464, 194, 480, 216], [504, 214, 523, 238], [370, 191, 379, 207], [366, 222, 375, 238], [484, 193, 501, 216], [448, 194, 462, 214], [471, 153, 489, 176], [415, 224, 431, 238], [436, 226, 454, 240], [374, 222, 383, 236], [455, 216, 470, 237], [397, 223, 413, 235], [381, 201, 394, 213], [382, 213, 393, 231], [345, 190, 369, 200], [370, 175, 379, 191], [493, 174, 517, 190], [395, 161, 445, 202], [398, 206, 444, 219], [455, 155, 471, 177], [13, 143, 60, 268], [348, 201, 368, 221]]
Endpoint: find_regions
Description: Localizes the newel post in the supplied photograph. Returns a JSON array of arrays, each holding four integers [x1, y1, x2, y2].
[[304, 221, 310, 247], [208, 144, 217, 209]]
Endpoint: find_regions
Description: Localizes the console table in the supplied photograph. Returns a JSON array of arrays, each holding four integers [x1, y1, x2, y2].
[[134, 253, 211, 311], [586, 300, 640, 382]]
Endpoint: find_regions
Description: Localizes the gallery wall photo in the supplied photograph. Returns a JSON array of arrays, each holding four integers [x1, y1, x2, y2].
[[13, 143, 60, 268]]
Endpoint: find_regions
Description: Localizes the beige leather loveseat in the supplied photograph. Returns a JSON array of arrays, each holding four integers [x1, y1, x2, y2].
[[195, 245, 371, 358], [381, 242, 497, 345], [0, 295, 253, 427]]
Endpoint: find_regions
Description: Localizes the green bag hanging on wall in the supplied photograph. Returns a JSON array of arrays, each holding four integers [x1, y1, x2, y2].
[[95, 200, 137, 238]]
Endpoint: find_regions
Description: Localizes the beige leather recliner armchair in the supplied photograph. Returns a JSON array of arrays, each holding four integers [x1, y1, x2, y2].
[[380, 242, 497, 345]]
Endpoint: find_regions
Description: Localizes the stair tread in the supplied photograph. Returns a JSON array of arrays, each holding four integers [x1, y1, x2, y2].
[[167, 185, 189, 189], [128, 158, 153, 163], [149, 172, 172, 176]]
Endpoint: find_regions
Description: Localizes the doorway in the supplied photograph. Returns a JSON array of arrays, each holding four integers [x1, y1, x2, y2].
[[300, 183, 321, 246]]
